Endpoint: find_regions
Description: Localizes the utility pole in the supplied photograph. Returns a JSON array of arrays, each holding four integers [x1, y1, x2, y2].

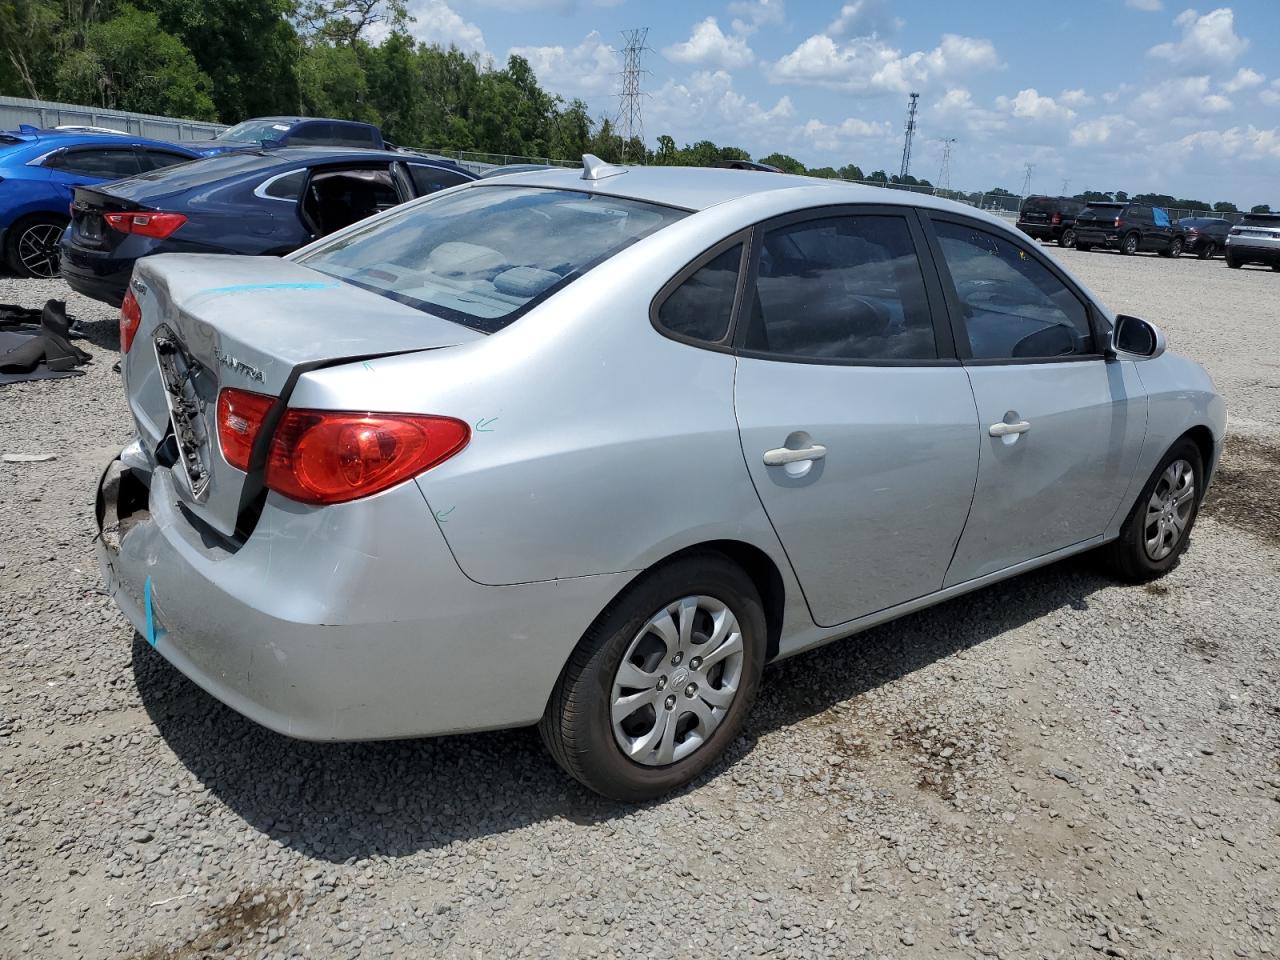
[[1020, 163, 1034, 197], [935, 137, 957, 192], [1061, 178, 1071, 195], [615, 28, 651, 164], [899, 92, 920, 180]]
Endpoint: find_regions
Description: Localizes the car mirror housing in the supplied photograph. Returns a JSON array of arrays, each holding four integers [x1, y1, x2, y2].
[[1111, 314, 1166, 360]]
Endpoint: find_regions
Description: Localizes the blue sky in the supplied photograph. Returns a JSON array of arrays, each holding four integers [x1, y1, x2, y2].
[[404, 0, 1280, 206]]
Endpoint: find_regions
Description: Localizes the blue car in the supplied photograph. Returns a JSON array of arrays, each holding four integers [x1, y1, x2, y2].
[[1, 126, 199, 277], [184, 116, 387, 156], [60, 147, 475, 305]]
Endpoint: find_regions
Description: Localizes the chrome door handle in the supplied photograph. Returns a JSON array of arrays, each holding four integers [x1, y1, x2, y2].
[[989, 420, 1031, 437], [763, 444, 827, 466]]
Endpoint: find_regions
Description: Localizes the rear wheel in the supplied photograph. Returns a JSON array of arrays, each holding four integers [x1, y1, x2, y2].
[[1097, 439, 1203, 583], [1227, 255, 1242, 269], [1197, 241, 1216, 260], [1120, 232, 1140, 256], [540, 554, 766, 801], [1164, 237, 1184, 258], [3, 214, 66, 278], [1058, 228, 1076, 248]]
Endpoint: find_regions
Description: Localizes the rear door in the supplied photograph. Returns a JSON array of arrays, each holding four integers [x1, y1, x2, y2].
[[923, 214, 1146, 584], [731, 206, 980, 627]]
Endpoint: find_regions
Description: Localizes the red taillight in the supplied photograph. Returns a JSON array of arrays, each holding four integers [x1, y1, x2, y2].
[[265, 411, 469, 505], [119, 289, 141, 353], [216, 388, 275, 471], [1051, 212, 1061, 225], [104, 211, 187, 239]]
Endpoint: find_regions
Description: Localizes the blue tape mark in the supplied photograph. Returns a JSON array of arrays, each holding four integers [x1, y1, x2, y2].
[[144, 576, 157, 647], [194, 281, 340, 297]]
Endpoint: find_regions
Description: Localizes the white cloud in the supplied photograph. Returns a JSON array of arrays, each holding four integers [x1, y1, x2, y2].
[[1125, 0, 1162, 10], [827, 0, 901, 37], [728, 0, 784, 34], [402, 0, 487, 54], [508, 31, 619, 98], [647, 70, 793, 146], [800, 116, 894, 151], [1222, 67, 1264, 93], [1069, 114, 1137, 147], [996, 88, 1077, 123], [1176, 125, 1280, 160], [1149, 8, 1248, 70], [662, 17, 754, 70], [932, 88, 1007, 136], [1262, 81, 1280, 107], [1059, 88, 1095, 108], [1133, 76, 1233, 116], [771, 32, 998, 94]]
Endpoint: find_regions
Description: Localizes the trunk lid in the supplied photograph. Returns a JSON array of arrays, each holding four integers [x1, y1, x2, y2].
[[70, 186, 149, 253], [127, 254, 484, 537]]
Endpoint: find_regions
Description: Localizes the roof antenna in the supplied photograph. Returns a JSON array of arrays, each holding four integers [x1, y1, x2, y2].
[[581, 154, 628, 181]]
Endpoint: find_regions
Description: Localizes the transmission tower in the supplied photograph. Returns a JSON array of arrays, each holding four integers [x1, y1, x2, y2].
[[899, 92, 920, 179], [935, 137, 957, 192], [1020, 163, 1034, 197], [1060, 178, 1071, 195], [615, 28, 651, 163]]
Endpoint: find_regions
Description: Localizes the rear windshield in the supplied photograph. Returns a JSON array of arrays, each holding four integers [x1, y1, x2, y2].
[[216, 119, 293, 143], [1020, 197, 1056, 212], [296, 185, 688, 333], [122, 151, 283, 188], [1079, 204, 1123, 218], [1242, 214, 1280, 226]]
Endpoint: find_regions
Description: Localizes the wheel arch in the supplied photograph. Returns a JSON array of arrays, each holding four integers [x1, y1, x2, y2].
[[1179, 424, 1217, 485]]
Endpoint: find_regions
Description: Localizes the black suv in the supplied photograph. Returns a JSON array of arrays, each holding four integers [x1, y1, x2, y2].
[[1016, 195, 1084, 247], [1074, 202, 1186, 257], [1177, 217, 1232, 259]]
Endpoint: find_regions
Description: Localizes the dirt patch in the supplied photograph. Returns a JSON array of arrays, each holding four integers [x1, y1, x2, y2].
[[1144, 582, 1170, 596], [1202, 437, 1280, 547], [132, 888, 297, 960]]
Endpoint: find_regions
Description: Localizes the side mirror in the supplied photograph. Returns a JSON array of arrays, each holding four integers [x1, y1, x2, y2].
[[1111, 314, 1166, 360]]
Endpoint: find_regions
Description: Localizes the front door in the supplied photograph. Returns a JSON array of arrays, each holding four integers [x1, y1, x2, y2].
[[925, 215, 1147, 584], [732, 208, 980, 627]]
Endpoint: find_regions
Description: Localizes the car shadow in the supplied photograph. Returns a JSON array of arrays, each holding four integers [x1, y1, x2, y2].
[[133, 554, 1111, 862]]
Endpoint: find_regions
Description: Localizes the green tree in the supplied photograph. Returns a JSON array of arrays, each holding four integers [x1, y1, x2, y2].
[[1212, 201, 1238, 213], [1251, 203, 1272, 214], [759, 152, 806, 175], [836, 163, 865, 181]]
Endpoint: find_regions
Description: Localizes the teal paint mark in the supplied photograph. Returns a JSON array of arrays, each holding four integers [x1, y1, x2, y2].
[[475, 417, 498, 433], [433, 506, 455, 523], [144, 576, 157, 647], [195, 281, 340, 297], [363, 361, 375, 372]]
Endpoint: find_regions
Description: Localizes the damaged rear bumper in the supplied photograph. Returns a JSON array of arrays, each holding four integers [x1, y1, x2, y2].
[[95, 448, 633, 741]]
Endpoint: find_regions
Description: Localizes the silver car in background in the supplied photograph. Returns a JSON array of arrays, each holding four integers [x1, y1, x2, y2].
[[1225, 212, 1280, 270], [96, 157, 1225, 800]]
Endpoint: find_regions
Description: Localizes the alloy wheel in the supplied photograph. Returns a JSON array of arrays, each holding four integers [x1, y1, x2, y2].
[[17, 222, 64, 278], [610, 595, 745, 767], [1143, 459, 1196, 561], [1123, 234, 1138, 255]]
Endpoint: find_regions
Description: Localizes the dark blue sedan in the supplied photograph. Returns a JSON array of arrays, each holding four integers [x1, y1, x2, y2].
[[183, 116, 387, 156], [60, 148, 476, 305], [0, 127, 199, 277]]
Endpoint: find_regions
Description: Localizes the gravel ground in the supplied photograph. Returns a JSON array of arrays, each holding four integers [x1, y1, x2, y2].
[[2, 251, 1278, 960]]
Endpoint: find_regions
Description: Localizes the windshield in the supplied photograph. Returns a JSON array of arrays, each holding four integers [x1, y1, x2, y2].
[[216, 119, 294, 143], [297, 185, 688, 333]]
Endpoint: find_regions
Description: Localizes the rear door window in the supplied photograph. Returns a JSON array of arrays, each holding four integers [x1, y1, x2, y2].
[[47, 147, 141, 179], [135, 148, 192, 172], [258, 168, 306, 201], [933, 219, 1094, 360], [742, 214, 938, 362], [655, 243, 743, 344], [406, 165, 472, 196]]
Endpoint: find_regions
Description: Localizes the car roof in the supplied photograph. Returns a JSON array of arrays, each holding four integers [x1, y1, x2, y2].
[[484, 164, 998, 217], [0, 128, 200, 155]]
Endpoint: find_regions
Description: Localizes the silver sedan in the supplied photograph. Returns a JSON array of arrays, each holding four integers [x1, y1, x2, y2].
[[95, 157, 1225, 800]]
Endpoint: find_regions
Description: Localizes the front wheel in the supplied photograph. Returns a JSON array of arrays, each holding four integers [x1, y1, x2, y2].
[[540, 554, 766, 801], [1197, 241, 1216, 260], [1120, 233, 1140, 255], [1058, 228, 1076, 248], [1097, 440, 1203, 583], [1167, 237, 1184, 258]]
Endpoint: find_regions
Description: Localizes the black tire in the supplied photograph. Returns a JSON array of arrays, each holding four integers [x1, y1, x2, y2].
[[1097, 439, 1203, 583], [1227, 255, 1242, 269], [1197, 241, 1216, 260], [540, 553, 766, 801], [3, 214, 67, 278], [1272, 264, 1280, 272], [1120, 232, 1140, 256], [1058, 228, 1076, 248], [1076, 242, 1092, 252], [1166, 237, 1184, 258]]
